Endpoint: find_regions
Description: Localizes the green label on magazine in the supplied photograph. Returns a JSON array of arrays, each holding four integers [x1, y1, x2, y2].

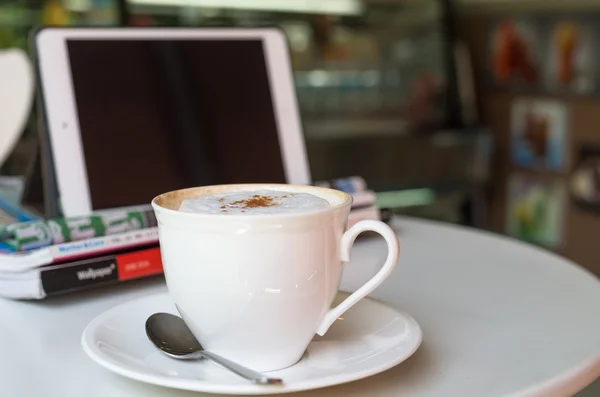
[[0, 209, 157, 252]]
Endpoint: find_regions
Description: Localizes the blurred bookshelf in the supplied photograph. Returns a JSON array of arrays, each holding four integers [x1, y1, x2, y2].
[[126, 0, 491, 227]]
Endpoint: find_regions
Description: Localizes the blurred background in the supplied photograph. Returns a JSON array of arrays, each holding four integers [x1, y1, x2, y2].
[[4, 0, 600, 279]]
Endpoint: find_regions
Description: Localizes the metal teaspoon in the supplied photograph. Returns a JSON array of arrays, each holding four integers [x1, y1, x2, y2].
[[145, 313, 283, 385]]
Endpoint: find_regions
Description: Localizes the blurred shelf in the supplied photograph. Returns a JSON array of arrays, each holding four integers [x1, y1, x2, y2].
[[306, 127, 492, 191], [129, 0, 364, 15], [304, 117, 410, 140], [458, 0, 600, 14]]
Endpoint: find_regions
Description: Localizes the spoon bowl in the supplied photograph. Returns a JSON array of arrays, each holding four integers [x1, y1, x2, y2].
[[145, 313, 283, 385]]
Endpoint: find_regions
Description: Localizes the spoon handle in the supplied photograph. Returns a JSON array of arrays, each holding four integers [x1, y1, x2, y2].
[[199, 350, 283, 385]]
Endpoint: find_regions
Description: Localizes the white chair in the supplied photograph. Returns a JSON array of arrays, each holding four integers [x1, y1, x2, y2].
[[0, 48, 34, 168]]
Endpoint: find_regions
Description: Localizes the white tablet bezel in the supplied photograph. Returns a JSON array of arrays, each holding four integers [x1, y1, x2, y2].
[[35, 27, 310, 217]]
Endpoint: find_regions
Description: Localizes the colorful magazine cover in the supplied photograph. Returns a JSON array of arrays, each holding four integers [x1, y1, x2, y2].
[[506, 174, 565, 248], [489, 17, 542, 88], [544, 18, 599, 94], [510, 98, 568, 171]]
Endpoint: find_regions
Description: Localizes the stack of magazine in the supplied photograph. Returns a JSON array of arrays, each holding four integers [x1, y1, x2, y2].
[[0, 177, 385, 300], [0, 210, 161, 299], [314, 176, 383, 227]]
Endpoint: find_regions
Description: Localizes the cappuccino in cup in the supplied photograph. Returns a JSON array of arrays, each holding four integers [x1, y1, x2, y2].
[[152, 184, 400, 371], [179, 189, 330, 215]]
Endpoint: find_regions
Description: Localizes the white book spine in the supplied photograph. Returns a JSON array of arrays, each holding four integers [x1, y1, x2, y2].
[[348, 206, 381, 228], [351, 190, 377, 208], [48, 227, 159, 262]]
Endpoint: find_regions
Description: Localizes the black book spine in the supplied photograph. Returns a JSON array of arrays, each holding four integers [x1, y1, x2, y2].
[[40, 245, 162, 297], [42, 257, 119, 296]]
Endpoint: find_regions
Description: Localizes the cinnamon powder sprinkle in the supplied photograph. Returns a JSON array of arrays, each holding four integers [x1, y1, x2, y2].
[[230, 195, 276, 209]]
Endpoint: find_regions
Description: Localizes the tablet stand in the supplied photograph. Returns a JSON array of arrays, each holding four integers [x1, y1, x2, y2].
[[21, 93, 62, 219]]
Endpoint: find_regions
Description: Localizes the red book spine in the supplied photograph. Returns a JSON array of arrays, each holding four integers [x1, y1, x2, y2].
[[116, 247, 163, 281]]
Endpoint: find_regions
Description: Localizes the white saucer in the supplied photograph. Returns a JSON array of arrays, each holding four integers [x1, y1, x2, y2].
[[82, 291, 422, 395]]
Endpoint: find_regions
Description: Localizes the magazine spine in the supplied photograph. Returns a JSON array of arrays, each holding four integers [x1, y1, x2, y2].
[[41, 246, 163, 296]]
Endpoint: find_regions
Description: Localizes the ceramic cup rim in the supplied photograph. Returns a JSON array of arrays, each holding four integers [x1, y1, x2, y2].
[[151, 183, 353, 220]]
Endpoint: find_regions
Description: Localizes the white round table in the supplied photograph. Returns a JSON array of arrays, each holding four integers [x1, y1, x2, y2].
[[2, 217, 600, 397]]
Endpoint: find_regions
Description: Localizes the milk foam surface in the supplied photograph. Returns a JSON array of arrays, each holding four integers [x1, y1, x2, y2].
[[179, 189, 330, 215]]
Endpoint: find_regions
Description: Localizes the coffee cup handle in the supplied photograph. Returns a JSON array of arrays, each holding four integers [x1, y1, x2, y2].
[[316, 220, 400, 336]]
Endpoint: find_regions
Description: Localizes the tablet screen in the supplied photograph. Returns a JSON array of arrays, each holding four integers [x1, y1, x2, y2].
[[66, 39, 286, 210]]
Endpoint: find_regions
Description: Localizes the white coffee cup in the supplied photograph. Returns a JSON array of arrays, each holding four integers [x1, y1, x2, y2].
[[151, 184, 400, 372]]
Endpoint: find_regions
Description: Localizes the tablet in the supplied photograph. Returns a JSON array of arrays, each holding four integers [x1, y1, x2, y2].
[[34, 27, 310, 217]]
